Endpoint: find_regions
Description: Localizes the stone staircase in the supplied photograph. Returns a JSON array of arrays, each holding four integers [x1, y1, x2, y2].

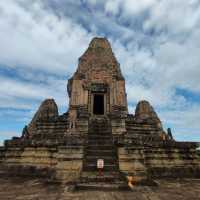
[[76, 117, 128, 190]]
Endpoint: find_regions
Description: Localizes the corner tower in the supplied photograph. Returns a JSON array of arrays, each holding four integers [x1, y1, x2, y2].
[[67, 38, 128, 134]]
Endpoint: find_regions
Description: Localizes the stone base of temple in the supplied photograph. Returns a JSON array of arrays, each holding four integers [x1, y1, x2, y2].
[[0, 144, 84, 183], [0, 112, 199, 189]]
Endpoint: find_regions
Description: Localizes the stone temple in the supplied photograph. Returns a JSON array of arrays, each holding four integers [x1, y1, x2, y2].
[[0, 38, 199, 190]]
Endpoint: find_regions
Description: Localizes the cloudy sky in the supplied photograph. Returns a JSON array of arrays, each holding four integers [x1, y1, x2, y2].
[[0, 0, 200, 144]]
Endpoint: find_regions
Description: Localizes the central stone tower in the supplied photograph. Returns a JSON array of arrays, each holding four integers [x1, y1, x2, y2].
[[66, 38, 129, 189], [67, 38, 128, 137]]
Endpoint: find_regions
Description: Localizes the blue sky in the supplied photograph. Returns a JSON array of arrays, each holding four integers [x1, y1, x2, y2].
[[0, 0, 200, 144]]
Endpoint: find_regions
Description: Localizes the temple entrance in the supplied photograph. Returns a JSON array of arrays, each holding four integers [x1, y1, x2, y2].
[[93, 94, 104, 115]]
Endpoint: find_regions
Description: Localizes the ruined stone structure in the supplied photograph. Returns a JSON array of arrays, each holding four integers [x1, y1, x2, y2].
[[0, 38, 199, 190]]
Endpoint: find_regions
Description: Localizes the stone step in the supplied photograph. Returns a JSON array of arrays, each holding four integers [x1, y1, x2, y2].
[[87, 135, 112, 140], [126, 126, 159, 130], [126, 128, 160, 132], [88, 135, 112, 138], [85, 155, 117, 161], [32, 137, 66, 142], [126, 131, 160, 135], [36, 121, 68, 124], [90, 127, 109, 130], [89, 132, 111, 136], [90, 128, 111, 132], [76, 182, 129, 191], [90, 124, 110, 128], [80, 171, 121, 180], [85, 158, 117, 165], [87, 140, 113, 145], [36, 124, 69, 128], [86, 145, 114, 151], [37, 128, 68, 132], [90, 124, 109, 127], [126, 128, 159, 132], [33, 133, 66, 137], [36, 131, 67, 135], [79, 175, 122, 183], [87, 140, 113, 143], [85, 149, 116, 157], [91, 124, 109, 127], [87, 139, 113, 143], [90, 129, 110, 132], [83, 164, 118, 171], [37, 124, 69, 127], [126, 122, 157, 127], [87, 134, 112, 138]]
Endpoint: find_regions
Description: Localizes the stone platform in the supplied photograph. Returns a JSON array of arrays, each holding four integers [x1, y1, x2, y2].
[[0, 177, 200, 200]]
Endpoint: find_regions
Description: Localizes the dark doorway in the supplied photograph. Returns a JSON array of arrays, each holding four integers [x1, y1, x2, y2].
[[93, 94, 104, 115]]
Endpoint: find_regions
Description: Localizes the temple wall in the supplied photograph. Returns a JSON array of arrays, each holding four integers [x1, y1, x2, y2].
[[110, 81, 115, 106], [111, 119, 126, 137], [118, 147, 147, 182], [71, 80, 87, 106], [54, 147, 83, 182], [0, 146, 83, 183], [89, 68, 112, 83], [116, 80, 126, 107], [75, 119, 88, 135], [118, 145, 200, 179], [145, 147, 200, 178]]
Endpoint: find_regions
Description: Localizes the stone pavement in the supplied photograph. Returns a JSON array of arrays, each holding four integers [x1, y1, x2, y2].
[[0, 177, 200, 200]]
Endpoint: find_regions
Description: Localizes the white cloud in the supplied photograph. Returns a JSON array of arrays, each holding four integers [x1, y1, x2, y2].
[[122, 0, 156, 16], [0, 75, 68, 110], [105, 0, 121, 15], [0, 0, 200, 142], [144, 0, 200, 34], [0, 0, 93, 75], [161, 105, 200, 129], [104, 0, 157, 16]]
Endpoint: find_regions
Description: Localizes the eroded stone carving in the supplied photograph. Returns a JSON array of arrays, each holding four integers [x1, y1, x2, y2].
[[27, 99, 58, 136], [135, 100, 162, 128]]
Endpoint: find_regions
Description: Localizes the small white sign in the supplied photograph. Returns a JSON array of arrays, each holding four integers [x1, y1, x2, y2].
[[97, 159, 104, 169]]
